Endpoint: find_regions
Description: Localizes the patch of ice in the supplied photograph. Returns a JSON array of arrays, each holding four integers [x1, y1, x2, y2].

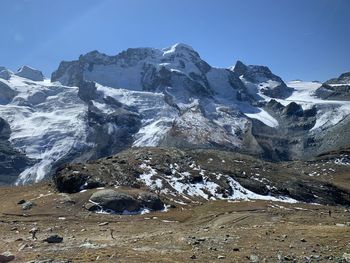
[[244, 108, 279, 127]]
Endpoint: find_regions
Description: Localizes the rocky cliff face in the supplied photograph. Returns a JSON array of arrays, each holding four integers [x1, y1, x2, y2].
[[315, 72, 350, 100], [231, 60, 293, 99], [0, 117, 32, 184]]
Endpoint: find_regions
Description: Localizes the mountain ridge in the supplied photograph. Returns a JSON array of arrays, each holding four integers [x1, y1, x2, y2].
[[0, 43, 349, 184]]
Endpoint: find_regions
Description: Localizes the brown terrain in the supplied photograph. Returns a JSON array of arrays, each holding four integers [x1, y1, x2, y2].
[[0, 148, 350, 262]]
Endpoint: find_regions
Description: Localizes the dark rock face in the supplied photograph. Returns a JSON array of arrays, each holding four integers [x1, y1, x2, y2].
[[0, 81, 17, 105], [325, 72, 350, 85], [85, 100, 142, 159], [0, 252, 15, 263], [315, 83, 350, 101], [0, 118, 32, 185], [54, 169, 89, 193], [248, 100, 318, 161], [77, 80, 98, 102], [0, 68, 12, 80], [138, 192, 164, 211], [232, 61, 293, 99], [89, 189, 140, 213], [232, 60, 248, 76], [315, 71, 350, 100], [15, 66, 44, 81], [282, 102, 303, 117]]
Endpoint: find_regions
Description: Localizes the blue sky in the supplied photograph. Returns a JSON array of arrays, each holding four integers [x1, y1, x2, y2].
[[0, 0, 349, 81]]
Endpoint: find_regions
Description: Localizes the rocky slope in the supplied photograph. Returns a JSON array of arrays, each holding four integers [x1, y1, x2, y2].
[[0, 43, 349, 184], [54, 147, 350, 206]]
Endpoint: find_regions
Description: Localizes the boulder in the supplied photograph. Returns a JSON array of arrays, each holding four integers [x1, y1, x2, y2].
[[43, 234, 63, 244], [342, 253, 350, 263], [15, 66, 44, 81], [84, 202, 100, 212], [0, 252, 15, 263], [89, 189, 140, 213], [21, 201, 35, 210], [54, 170, 88, 193], [138, 192, 164, 211]]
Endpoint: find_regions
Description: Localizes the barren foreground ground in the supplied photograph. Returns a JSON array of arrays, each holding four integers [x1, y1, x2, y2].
[[0, 183, 350, 262]]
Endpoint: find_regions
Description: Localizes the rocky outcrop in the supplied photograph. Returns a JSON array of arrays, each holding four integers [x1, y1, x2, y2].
[[248, 100, 317, 161], [89, 189, 141, 213], [53, 147, 350, 206], [325, 72, 350, 85], [315, 72, 350, 100], [0, 67, 13, 80], [15, 66, 44, 81], [232, 61, 293, 99], [0, 117, 32, 184], [86, 189, 164, 213], [0, 81, 17, 105], [315, 83, 350, 101]]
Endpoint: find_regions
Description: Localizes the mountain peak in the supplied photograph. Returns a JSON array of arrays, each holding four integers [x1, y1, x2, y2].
[[15, 66, 44, 81], [162, 43, 195, 55], [231, 60, 248, 76]]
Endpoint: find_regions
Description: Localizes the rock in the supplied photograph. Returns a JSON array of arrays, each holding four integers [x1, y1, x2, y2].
[[336, 223, 346, 227], [89, 189, 140, 213], [138, 192, 164, 211], [190, 255, 196, 259], [26, 260, 72, 263], [0, 252, 15, 263], [77, 80, 97, 102], [15, 66, 44, 81], [343, 253, 350, 263], [43, 234, 63, 244], [98, 222, 109, 226], [232, 60, 248, 76], [300, 238, 307, 242], [17, 199, 26, 205], [18, 243, 29, 251], [282, 102, 303, 117], [0, 82, 17, 105], [250, 254, 259, 263], [22, 201, 35, 210], [59, 194, 75, 205], [217, 255, 225, 259], [84, 202, 100, 212], [54, 170, 89, 193], [0, 68, 12, 80]]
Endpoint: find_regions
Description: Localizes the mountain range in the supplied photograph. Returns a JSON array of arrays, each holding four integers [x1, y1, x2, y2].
[[0, 43, 349, 185]]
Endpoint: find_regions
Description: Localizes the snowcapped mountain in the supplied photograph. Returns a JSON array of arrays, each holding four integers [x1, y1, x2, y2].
[[0, 43, 349, 184]]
